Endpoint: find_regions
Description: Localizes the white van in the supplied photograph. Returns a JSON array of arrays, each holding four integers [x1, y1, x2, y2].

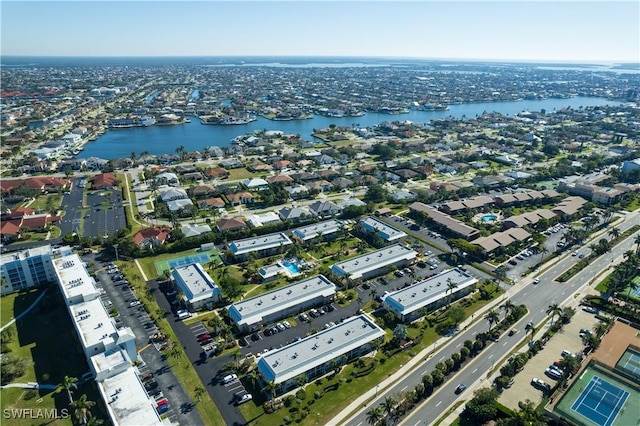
[[177, 309, 192, 320]]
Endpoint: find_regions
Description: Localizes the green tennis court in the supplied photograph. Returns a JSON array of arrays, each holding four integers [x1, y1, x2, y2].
[[154, 249, 221, 275]]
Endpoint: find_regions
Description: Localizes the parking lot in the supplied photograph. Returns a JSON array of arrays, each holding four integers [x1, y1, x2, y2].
[[498, 309, 601, 410], [88, 254, 202, 424]]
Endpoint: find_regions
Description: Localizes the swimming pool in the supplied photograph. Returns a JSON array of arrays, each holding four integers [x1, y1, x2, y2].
[[481, 214, 498, 222], [282, 259, 301, 275]]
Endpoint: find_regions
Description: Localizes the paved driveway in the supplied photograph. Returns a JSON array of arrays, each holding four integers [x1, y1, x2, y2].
[[498, 309, 600, 410]]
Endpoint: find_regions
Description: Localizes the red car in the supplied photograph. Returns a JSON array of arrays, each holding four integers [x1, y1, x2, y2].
[[197, 333, 211, 341], [156, 398, 169, 408]]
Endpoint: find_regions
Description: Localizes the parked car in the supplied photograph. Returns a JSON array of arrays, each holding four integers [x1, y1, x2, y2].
[[545, 368, 562, 380], [235, 393, 253, 405], [197, 333, 212, 341], [156, 404, 170, 414], [299, 313, 310, 322], [394, 270, 405, 277], [309, 309, 320, 318], [531, 377, 551, 390], [282, 320, 291, 329], [145, 381, 159, 391], [561, 350, 573, 358], [582, 306, 598, 313], [222, 374, 238, 384], [276, 323, 286, 332]]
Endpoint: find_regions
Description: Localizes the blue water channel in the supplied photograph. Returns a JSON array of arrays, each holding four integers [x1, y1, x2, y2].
[[78, 96, 622, 159]]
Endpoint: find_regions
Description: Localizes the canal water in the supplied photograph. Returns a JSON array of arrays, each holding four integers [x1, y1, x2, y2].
[[78, 96, 622, 159]]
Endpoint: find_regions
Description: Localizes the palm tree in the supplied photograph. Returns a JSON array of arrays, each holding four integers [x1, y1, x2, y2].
[[500, 300, 515, 321], [194, 386, 206, 403], [295, 374, 307, 391], [231, 349, 242, 368], [446, 278, 458, 308], [262, 380, 277, 402], [539, 246, 549, 262], [366, 406, 384, 426], [593, 321, 609, 338], [608, 226, 621, 240], [525, 321, 535, 342], [634, 234, 640, 255], [485, 309, 500, 332], [559, 355, 579, 378], [176, 145, 186, 162], [169, 344, 182, 365], [85, 417, 104, 426], [382, 396, 396, 426], [57, 375, 78, 404], [70, 394, 96, 425], [546, 303, 562, 324]]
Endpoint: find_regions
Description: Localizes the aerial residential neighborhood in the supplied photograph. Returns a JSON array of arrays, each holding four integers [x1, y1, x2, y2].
[[1, 4, 640, 425]]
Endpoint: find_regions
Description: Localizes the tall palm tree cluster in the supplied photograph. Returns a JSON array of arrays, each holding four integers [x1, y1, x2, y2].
[[57, 376, 102, 425]]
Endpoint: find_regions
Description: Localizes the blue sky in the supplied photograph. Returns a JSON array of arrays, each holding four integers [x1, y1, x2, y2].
[[1, 1, 638, 63]]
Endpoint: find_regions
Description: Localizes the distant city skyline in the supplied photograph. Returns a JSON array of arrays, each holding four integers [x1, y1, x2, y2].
[[1, 1, 638, 63]]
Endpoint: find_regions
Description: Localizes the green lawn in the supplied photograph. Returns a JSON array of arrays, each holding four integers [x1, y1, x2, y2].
[[1, 287, 108, 426], [227, 167, 256, 180], [1, 288, 44, 328]]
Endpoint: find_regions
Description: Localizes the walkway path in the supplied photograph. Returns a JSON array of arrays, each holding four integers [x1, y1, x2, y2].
[[0, 288, 49, 332], [0, 382, 57, 390]]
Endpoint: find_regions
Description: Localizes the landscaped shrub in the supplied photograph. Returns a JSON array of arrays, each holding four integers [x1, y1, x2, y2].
[[295, 389, 306, 400], [314, 391, 322, 399]]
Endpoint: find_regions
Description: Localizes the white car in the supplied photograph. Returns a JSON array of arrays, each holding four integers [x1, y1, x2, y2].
[[531, 377, 551, 390], [533, 278, 540, 284], [235, 393, 252, 405], [222, 374, 238, 384], [582, 306, 598, 314]]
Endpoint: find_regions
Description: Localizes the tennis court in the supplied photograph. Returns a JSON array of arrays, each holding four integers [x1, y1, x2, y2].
[[154, 249, 221, 275], [630, 276, 640, 297], [570, 376, 629, 426], [616, 349, 640, 378]]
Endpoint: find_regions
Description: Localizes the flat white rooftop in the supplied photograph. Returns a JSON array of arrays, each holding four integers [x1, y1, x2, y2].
[[292, 219, 346, 241], [359, 216, 406, 242], [229, 232, 293, 256], [171, 263, 220, 304], [54, 254, 99, 302], [98, 367, 163, 426], [384, 269, 478, 316], [257, 315, 385, 384], [331, 244, 417, 280], [228, 275, 336, 328], [70, 297, 117, 352], [91, 348, 129, 377]]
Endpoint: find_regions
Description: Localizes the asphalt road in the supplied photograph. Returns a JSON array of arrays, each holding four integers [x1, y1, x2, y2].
[[87, 254, 204, 426], [341, 211, 639, 426]]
